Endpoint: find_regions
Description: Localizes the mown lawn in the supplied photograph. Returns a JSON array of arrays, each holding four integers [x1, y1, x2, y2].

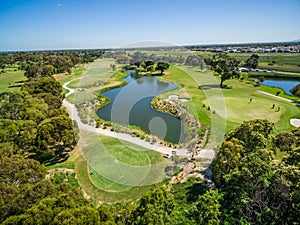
[[73, 130, 171, 202], [0, 70, 27, 92], [157, 65, 300, 147], [75, 155, 155, 203]]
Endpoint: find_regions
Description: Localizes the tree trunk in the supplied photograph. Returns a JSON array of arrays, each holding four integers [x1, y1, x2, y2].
[[220, 79, 223, 88]]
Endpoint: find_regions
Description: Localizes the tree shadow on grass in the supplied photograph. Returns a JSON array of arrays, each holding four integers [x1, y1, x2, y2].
[[198, 84, 221, 90], [199, 84, 232, 90], [185, 180, 207, 202], [8, 80, 26, 88]]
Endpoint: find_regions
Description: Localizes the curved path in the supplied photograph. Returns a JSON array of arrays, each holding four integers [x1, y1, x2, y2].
[[62, 79, 215, 158]]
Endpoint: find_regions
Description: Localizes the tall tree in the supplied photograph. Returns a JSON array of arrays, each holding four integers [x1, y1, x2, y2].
[[245, 54, 259, 69], [156, 62, 170, 74], [208, 53, 240, 88]]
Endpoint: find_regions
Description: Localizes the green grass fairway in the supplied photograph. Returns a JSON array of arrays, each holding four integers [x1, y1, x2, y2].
[[0, 70, 27, 92], [99, 136, 164, 167], [64, 58, 126, 105], [76, 131, 170, 202], [158, 65, 300, 147], [75, 155, 154, 203], [69, 58, 116, 88], [54, 65, 87, 86]]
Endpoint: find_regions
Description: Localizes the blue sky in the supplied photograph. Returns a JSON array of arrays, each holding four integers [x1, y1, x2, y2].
[[0, 0, 300, 50]]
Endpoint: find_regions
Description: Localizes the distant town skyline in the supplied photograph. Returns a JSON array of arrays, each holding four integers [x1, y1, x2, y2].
[[1, 0, 300, 51]]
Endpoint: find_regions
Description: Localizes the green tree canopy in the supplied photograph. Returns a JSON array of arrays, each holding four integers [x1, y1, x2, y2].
[[131, 186, 175, 225], [245, 54, 259, 69], [192, 190, 221, 225], [207, 53, 240, 87], [156, 62, 170, 74]]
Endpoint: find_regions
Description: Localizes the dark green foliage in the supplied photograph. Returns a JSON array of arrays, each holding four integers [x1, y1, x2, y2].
[[0, 50, 104, 78], [192, 190, 221, 225], [2, 194, 99, 225], [273, 131, 296, 152], [290, 83, 300, 97], [0, 155, 46, 222], [131, 186, 175, 225], [21, 76, 63, 109], [98, 205, 116, 225], [225, 119, 274, 151], [211, 120, 300, 225], [35, 115, 76, 163], [156, 62, 170, 74], [245, 54, 259, 69], [0, 78, 76, 163], [206, 53, 240, 87]]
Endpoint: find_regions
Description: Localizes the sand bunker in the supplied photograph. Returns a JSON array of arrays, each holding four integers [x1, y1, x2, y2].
[[290, 118, 300, 128]]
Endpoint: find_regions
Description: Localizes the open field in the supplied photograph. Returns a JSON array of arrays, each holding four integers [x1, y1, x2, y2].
[[0, 70, 27, 92]]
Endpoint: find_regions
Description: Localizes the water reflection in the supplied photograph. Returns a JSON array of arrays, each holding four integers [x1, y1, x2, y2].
[[97, 71, 184, 143]]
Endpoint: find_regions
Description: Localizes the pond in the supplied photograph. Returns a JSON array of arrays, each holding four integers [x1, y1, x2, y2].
[[97, 71, 184, 143], [260, 78, 300, 95]]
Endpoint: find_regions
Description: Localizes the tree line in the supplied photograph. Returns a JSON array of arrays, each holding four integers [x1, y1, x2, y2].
[[0, 50, 104, 77], [102, 51, 207, 68], [204, 53, 259, 87]]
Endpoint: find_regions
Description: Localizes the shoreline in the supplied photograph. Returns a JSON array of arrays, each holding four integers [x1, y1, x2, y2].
[[63, 79, 215, 158]]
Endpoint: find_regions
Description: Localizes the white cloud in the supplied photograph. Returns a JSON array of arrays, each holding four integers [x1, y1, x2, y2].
[[57, 3, 63, 7]]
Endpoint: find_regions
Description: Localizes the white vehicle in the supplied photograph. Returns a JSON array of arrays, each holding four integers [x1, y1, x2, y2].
[[164, 153, 171, 158]]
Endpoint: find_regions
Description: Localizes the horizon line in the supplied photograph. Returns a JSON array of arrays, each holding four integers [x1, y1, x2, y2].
[[1, 40, 299, 53]]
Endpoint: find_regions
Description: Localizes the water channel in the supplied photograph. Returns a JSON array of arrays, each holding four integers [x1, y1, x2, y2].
[[260, 78, 299, 95], [97, 71, 184, 143]]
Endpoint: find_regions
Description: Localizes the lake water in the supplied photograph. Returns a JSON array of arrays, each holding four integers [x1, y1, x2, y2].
[[261, 79, 300, 95], [97, 71, 184, 143]]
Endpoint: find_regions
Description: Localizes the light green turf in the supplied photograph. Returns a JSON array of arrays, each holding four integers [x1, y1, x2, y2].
[[0, 70, 27, 92], [99, 136, 164, 166], [76, 131, 170, 202], [75, 155, 154, 203], [157, 65, 300, 147], [54, 65, 87, 86], [64, 58, 122, 105]]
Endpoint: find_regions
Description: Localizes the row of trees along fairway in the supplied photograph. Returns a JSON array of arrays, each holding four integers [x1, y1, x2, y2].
[[204, 53, 259, 88], [0, 50, 104, 76]]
